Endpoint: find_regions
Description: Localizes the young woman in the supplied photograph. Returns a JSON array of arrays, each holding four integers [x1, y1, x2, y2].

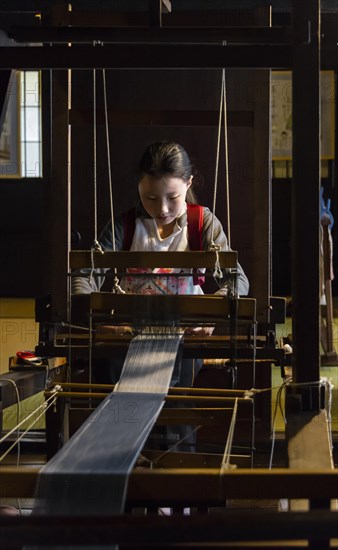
[[72, 141, 249, 451], [72, 141, 249, 298]]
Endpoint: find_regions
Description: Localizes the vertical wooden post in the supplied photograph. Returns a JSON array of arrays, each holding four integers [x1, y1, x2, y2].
[[0, 70, 13, 134], [252, 5, 272, 325], [291, 0, 321, 408], [50, 70, 70, 321]]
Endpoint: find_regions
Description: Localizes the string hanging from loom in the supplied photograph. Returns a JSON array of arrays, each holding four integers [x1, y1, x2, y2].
[[210, 68, 231, 247], [102, 69, 125, 295], [209, 67, 233, 290]]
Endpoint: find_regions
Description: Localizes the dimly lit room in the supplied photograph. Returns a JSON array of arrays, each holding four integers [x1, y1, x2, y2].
[[1, 1, 338, 548]]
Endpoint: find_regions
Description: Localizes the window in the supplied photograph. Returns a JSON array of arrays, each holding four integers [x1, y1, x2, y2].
[[0, 70, 42, 178]]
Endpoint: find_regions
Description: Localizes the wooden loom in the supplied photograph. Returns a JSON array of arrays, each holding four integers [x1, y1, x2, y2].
[[39, 250, 260, 462]]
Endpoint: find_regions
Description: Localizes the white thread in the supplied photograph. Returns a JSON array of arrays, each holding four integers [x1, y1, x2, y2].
[[0, 393, 58, 463], [33, 329, 184, 521], [0, 391, 58, 447], [152, 425, 202, 464]]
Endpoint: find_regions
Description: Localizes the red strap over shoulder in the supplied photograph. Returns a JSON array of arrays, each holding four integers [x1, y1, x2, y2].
[[123, 204, 205, 285], [123, 205, 204, 251], [187, 203, 204, 251], [187, 204, 204, 285]]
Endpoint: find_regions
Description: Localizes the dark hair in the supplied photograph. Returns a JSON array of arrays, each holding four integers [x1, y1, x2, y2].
[[137, 141, 198, 204]]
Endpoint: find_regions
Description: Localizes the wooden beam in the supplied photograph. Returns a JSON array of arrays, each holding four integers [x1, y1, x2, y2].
[[89, 293, 256, 320], [3, 467, 338, 501], [3, 510, 338, 547], [8, 26, 292, 45], [251, 5, 272, 324], [141, 449, 249, 469], [54, 9, 273, 27], [287, 410, 334, 471], [286, 406, 333, 514], [0, 44, 293, 70], [69, 250, 237, 270], [44, 390, 251, 406], [69, 108, 253, 128], [49, 70, 70, 321]]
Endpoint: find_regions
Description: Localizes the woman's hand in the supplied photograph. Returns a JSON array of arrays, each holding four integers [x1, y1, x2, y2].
[[184, 326, 214, 336], [98, 325, 134, 336]]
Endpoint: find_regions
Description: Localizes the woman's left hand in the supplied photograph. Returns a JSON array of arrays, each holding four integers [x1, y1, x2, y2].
[[184, 326, 214, 336]]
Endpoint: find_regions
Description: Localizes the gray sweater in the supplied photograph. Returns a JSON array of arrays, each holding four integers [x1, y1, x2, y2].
[[72, 204, 249, 296]]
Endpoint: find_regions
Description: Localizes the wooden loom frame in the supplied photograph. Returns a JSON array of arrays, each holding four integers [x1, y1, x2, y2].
[[0, 0, 335, 547]]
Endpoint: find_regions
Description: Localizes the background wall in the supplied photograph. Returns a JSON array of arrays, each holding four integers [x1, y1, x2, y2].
[[70, 68, 259, 293], [0, 3, 336, 301], [0, 298, 38, 374]]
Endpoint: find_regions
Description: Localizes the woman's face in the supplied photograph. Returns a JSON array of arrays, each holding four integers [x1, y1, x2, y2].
[[138, 174, 192, 227]]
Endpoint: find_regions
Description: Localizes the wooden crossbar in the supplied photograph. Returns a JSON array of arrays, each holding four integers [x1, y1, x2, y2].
[[89, 293, 256, 320], [70, 250, 238, 270], [1, 467, 338, 501]]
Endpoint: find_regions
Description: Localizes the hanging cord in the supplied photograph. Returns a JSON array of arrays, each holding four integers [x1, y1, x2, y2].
[[221, 397, 238, 471], [209, 70, 224, 244], [208, 68, 227, 282], [67, 68, 73, 386], [102, 69, 115, 250], [209, 243, 223, 282], [222, 68, 231, 248], [320, 376, 334, 451], [102, 69, 125, 294], [88, 68, 102, 393], [92, 67, 100, 249], [91, 63, 112, 385], [269, 379, 288, 469], [89, 67, 104, 286]]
